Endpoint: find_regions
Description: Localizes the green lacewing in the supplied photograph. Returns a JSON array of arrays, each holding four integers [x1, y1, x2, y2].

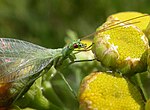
[[0, 38, 87, 83], [0, 38, 86, 107], [0, 14, 149, 107]]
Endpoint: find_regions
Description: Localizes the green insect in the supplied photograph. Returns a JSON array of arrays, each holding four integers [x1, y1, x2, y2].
[[0, 38, 87, 82], [0, 38, 87, 107], [0, 14, 149, 108]]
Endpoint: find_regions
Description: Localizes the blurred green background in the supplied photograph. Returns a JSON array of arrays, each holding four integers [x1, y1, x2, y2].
[[0, 0, 150, 48]]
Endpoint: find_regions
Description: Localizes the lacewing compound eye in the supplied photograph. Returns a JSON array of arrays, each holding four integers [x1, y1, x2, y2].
[[73, 43, 78, 48]]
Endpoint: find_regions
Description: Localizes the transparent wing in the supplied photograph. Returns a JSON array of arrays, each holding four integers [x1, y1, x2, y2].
[[0, 58, 53, 83], [0, 38, 61, 83]]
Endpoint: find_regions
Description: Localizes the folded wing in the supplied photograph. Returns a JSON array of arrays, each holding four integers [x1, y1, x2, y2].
[[0, 38, 59, 83]]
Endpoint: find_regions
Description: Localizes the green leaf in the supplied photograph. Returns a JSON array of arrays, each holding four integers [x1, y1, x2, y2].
[[133, 71, 150, 101]]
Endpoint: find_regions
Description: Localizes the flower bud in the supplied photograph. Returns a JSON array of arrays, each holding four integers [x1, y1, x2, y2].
[[92, 19, 149, 74]]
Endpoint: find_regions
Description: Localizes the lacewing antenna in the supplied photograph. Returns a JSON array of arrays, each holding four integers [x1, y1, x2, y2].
[[105, 14, 149, 27], [81, 14, 149, 40]]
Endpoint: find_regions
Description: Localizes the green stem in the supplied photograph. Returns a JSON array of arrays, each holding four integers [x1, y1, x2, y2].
[[57, 71, 77, 99]]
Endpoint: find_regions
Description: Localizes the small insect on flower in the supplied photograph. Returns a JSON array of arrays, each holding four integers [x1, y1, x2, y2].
[[0, 12, 149, 109]]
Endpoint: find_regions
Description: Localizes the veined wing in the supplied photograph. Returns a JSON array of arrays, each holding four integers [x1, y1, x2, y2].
[[0, 38, 62, 83]]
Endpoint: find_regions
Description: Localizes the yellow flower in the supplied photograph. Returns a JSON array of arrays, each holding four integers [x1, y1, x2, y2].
[[79, 72, 144, 110], [92, 14, 149, 74]]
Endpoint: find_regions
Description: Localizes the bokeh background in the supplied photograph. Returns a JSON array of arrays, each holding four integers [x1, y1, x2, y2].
[[0, 0, 150, 48]]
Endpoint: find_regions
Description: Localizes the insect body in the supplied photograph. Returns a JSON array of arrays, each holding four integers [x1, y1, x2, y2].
[[0, 38, 86, 107], [0, 38, 86, 83]]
